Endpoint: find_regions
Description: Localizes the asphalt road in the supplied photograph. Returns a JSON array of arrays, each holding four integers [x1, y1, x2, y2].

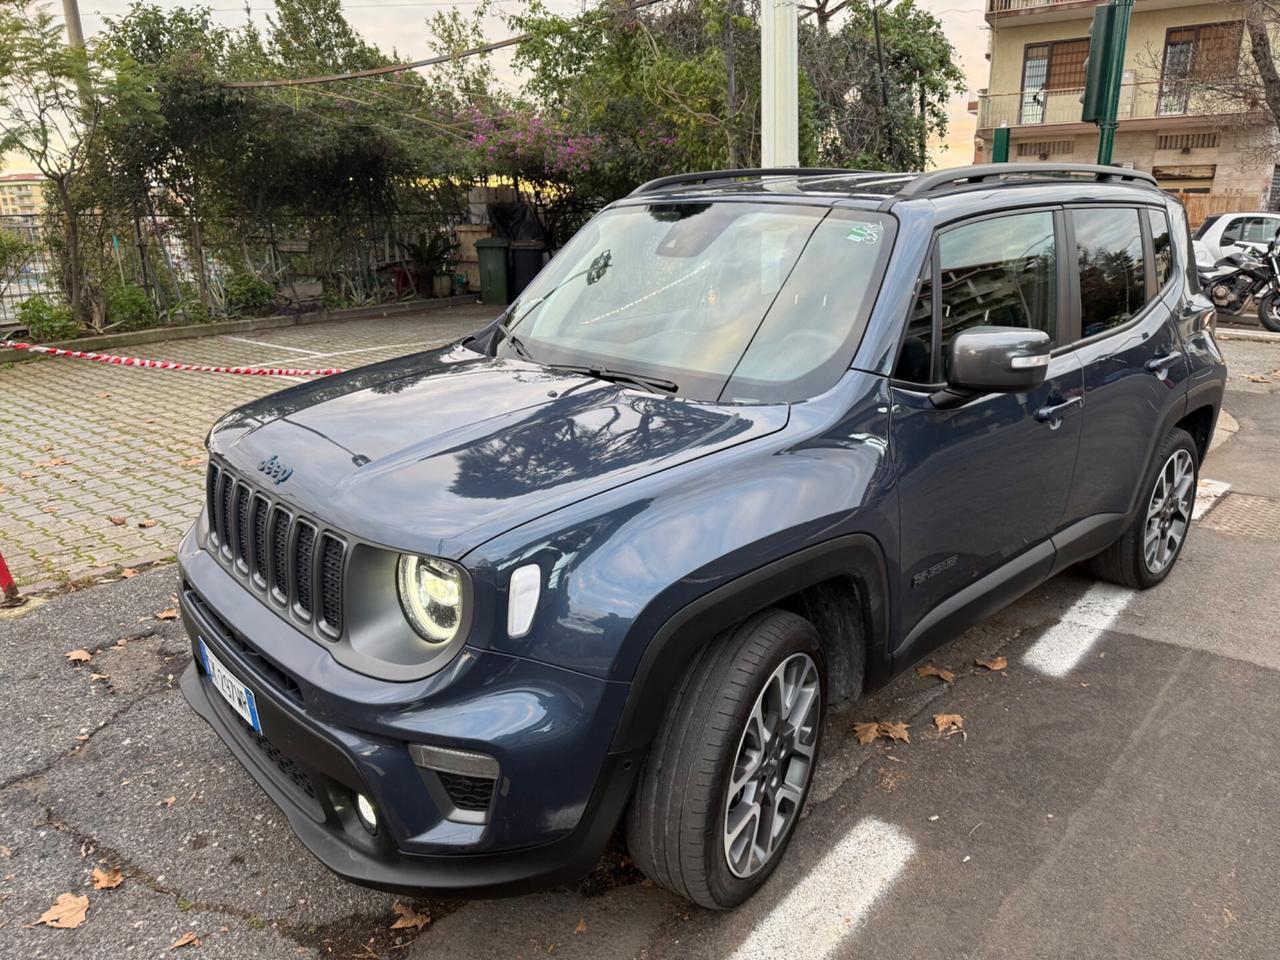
[[2, 335, 1278, 959]]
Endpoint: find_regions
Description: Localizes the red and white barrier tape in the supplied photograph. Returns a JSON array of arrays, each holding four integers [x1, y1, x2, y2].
[[7, 343, 343, 377]]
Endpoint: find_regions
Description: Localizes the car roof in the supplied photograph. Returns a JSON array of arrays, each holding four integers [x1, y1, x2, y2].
[[619, 164, 1170, 217]]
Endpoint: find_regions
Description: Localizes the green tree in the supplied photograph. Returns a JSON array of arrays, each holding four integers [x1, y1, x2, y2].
[[0, 0, 158, 326]]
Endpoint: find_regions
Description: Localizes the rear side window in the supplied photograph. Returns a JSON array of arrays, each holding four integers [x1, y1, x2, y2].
[[1073, 207, 1144, 338], [1148, 208, 1174, 289]]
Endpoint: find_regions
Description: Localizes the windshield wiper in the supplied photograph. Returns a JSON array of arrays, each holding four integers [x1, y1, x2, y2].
[[495, 317, 535, 361], [550, 363, 679, 394]]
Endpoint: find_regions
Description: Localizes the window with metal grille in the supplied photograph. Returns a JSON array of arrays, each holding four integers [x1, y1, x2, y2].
[[1016, 140, 1075, 157], [1157, 132, 1219, 151], [1020, 39, 1089, 124], [1160, 22, 1243, 115]]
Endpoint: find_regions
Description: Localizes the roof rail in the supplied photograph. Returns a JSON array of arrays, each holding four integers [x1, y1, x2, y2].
[[628, 168, 862, 197], [897, 162, 1158, 198]]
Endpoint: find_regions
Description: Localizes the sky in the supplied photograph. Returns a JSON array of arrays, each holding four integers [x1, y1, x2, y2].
[[64, 0, 987, 169]]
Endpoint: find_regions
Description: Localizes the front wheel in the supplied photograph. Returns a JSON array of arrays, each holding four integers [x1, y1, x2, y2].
[[1090, 427, 1198, 589], [626, 610, 826, 909], [1259, 291, 1280, 332]]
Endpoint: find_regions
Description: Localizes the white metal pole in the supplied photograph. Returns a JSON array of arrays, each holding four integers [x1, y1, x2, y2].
[[760, 0, 799, 167]]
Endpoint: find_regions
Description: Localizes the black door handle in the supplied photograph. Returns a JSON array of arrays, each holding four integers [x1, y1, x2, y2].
[[1034, 395, 1083, 428], [1145, 352, 1182, 375]]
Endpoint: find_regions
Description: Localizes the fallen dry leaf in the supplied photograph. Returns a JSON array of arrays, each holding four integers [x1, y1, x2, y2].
[[137, 519, 158, 529], [91, 866, 123, 890], [37, 892, 88, 929], [155, 608, 178, 621], [575, 917, 587, 935], [389, 901, 430, 931], [90, 672, 109, 683], [853, 721, 881, 745], [854, 721, 911, 745], [179, 456, 204, 468], [96, 392, 110, 399], [976, 656, 1008, 672], [159, 795, 177, 808], [35, 456, 71, 468], [916, 663, 955, 684], [169, 931, 201, 950], [19, 471, 36, 480], [107, 516, 126, 526], [120, 568, 138, 578], [65, 649, 92, 664], [74, 735, 89, 742], [1245, 374, 1270, 383], [934, 714, 965, 735]]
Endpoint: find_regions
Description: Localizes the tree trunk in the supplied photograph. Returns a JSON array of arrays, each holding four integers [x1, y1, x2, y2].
[[724, 0, 738, 167], [1245, 3, 1280, 136], [55, 178, 84, 328], [189, 203, 210, 310]]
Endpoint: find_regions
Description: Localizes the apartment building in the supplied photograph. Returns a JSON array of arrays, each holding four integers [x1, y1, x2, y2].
[[970, 1, 1276, 221], [0, 173, 46, 219]]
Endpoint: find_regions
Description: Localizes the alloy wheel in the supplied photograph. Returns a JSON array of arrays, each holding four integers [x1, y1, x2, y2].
[[723, 652, 821, 878], [1143, 448, 1194, 574]]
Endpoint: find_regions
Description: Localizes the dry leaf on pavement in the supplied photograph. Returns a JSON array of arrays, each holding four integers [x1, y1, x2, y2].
[[120, 568, 138, 578], [91, 866, 123, 890], [853, 721, 881, 745], [158, 795, 176, 808], [65, 649, 92, 664], [575, 918, 587, 934], [934, 714, 965, 735], [36, 456, 71, 468], [976, 656, 1008, 672], [37, 892, 89, 929], [389, 901, 430, 931], [169, 931, 201, 950], [137, 519, 158, 529], [1245, 374, 1270, 383], [179, 456, 204, 468], [881, 721, 911, 743], [155, 608, 178, 621], [107, 516, 127, 526], [916, 663, 955, 684]]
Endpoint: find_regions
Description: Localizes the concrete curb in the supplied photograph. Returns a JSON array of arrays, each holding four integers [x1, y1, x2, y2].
[[0, 295, 481, 365], [1210, 410, 1240, 454], [1218, 326, 1280, 344]]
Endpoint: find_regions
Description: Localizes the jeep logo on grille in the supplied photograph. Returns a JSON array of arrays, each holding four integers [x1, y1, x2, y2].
[[257, 455, 293, 485]]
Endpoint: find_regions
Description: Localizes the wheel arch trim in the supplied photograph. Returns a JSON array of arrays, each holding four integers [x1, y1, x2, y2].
[[608, 533, 889, 753]]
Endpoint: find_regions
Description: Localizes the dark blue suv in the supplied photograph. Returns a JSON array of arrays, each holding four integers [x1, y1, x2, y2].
[[179, 164, 1225, 909]]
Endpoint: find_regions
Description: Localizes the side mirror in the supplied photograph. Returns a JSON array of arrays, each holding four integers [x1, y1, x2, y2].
[[947, 326, 1051, 394]]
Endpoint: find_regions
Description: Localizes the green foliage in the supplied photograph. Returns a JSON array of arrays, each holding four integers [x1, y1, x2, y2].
[[17, 295, 78, 341], [106, 280, 159, 330], [225, 273, 277, 314]]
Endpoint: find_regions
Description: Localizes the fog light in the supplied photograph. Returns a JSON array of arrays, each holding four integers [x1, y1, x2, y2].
[[355, 792, 378, 833]]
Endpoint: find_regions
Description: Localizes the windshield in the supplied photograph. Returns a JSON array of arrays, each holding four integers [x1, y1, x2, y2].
[[495, 201, 895, 402]]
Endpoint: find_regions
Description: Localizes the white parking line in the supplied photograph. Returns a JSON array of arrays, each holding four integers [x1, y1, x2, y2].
[[1022, 582, 1134, 677], [728, 817, 915, 960], [1193, 478, 1231, 520], [224, 335, 322, 355]]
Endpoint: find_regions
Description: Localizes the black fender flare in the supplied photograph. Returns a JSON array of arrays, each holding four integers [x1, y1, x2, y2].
[[608, 533, 890, 753]]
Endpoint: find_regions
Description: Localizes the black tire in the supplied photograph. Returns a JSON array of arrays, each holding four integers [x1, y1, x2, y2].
[[626, 609, 826, 910], [1090, 426, 1198, 589], [1259, 291, 1280, 333]]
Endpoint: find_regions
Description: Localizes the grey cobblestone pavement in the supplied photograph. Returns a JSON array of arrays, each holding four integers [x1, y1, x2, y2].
[[0, 304, 494, 587]]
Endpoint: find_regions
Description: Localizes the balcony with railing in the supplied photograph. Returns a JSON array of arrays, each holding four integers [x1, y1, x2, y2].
[[985, 0, 1192, 22], [974, 81, 1249, 131]]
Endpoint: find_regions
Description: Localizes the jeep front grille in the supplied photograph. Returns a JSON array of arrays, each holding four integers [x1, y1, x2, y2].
[[205, 460, 347, 635]]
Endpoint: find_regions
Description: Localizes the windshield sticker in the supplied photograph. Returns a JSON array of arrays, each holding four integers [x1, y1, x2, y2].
[[846, 223, 882, 245]]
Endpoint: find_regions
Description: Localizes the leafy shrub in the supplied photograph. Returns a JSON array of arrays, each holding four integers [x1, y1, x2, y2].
[[167, 299, 210, 325], [17, 296, 79, 342], [225, 273, 276, 315], [106, 281, 159, 331]]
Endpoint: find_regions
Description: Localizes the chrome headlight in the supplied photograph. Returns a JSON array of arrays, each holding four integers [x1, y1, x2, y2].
[[397, 555, 465, 644]]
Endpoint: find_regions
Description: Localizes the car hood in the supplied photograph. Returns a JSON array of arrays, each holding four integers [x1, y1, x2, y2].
[[208, 343, 789, 558]]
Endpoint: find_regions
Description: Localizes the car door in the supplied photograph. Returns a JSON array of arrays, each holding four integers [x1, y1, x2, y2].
[[1063, 204, 1189, 527], [888, 208, 1084, 660]]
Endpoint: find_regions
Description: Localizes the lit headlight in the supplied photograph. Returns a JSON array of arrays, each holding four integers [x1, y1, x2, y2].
[[397, 555, 465, 643]]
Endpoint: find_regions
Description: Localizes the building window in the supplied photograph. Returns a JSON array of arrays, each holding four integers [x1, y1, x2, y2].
[[1158, 22, 1243, 116], [1020, 39, 1089, 124]]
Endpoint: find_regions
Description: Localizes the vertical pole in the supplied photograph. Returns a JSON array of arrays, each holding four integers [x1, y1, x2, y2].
[[873, 6, 889, 109], [61, 0, 84, 49], [992, 126, 1011, 163], [760, 0, 799, 166], [1096, 0, 1133, 165]]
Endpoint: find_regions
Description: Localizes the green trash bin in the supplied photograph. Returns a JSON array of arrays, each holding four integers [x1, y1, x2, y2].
[[475, 237, 511, 306]]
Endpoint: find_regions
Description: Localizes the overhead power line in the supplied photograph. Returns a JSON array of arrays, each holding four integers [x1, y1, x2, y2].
[[222, 0, 669, 89]]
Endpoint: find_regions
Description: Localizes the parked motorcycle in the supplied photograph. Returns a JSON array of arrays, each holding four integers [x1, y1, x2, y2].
[[1199, 230, 1280, 333]]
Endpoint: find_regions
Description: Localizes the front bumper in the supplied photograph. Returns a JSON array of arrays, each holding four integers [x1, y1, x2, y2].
[[178, 534, 641, 898]]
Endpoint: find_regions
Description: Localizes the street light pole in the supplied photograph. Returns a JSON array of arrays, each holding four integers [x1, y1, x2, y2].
[[760, 0, 799, 167], [61, 0, 85, 50]]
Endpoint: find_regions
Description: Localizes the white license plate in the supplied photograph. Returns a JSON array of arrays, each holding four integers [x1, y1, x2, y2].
[[199, 638, 261, 733]]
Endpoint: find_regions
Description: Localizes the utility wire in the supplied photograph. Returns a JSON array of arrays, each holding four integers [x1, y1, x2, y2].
[[222, 0, 669, 89]]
